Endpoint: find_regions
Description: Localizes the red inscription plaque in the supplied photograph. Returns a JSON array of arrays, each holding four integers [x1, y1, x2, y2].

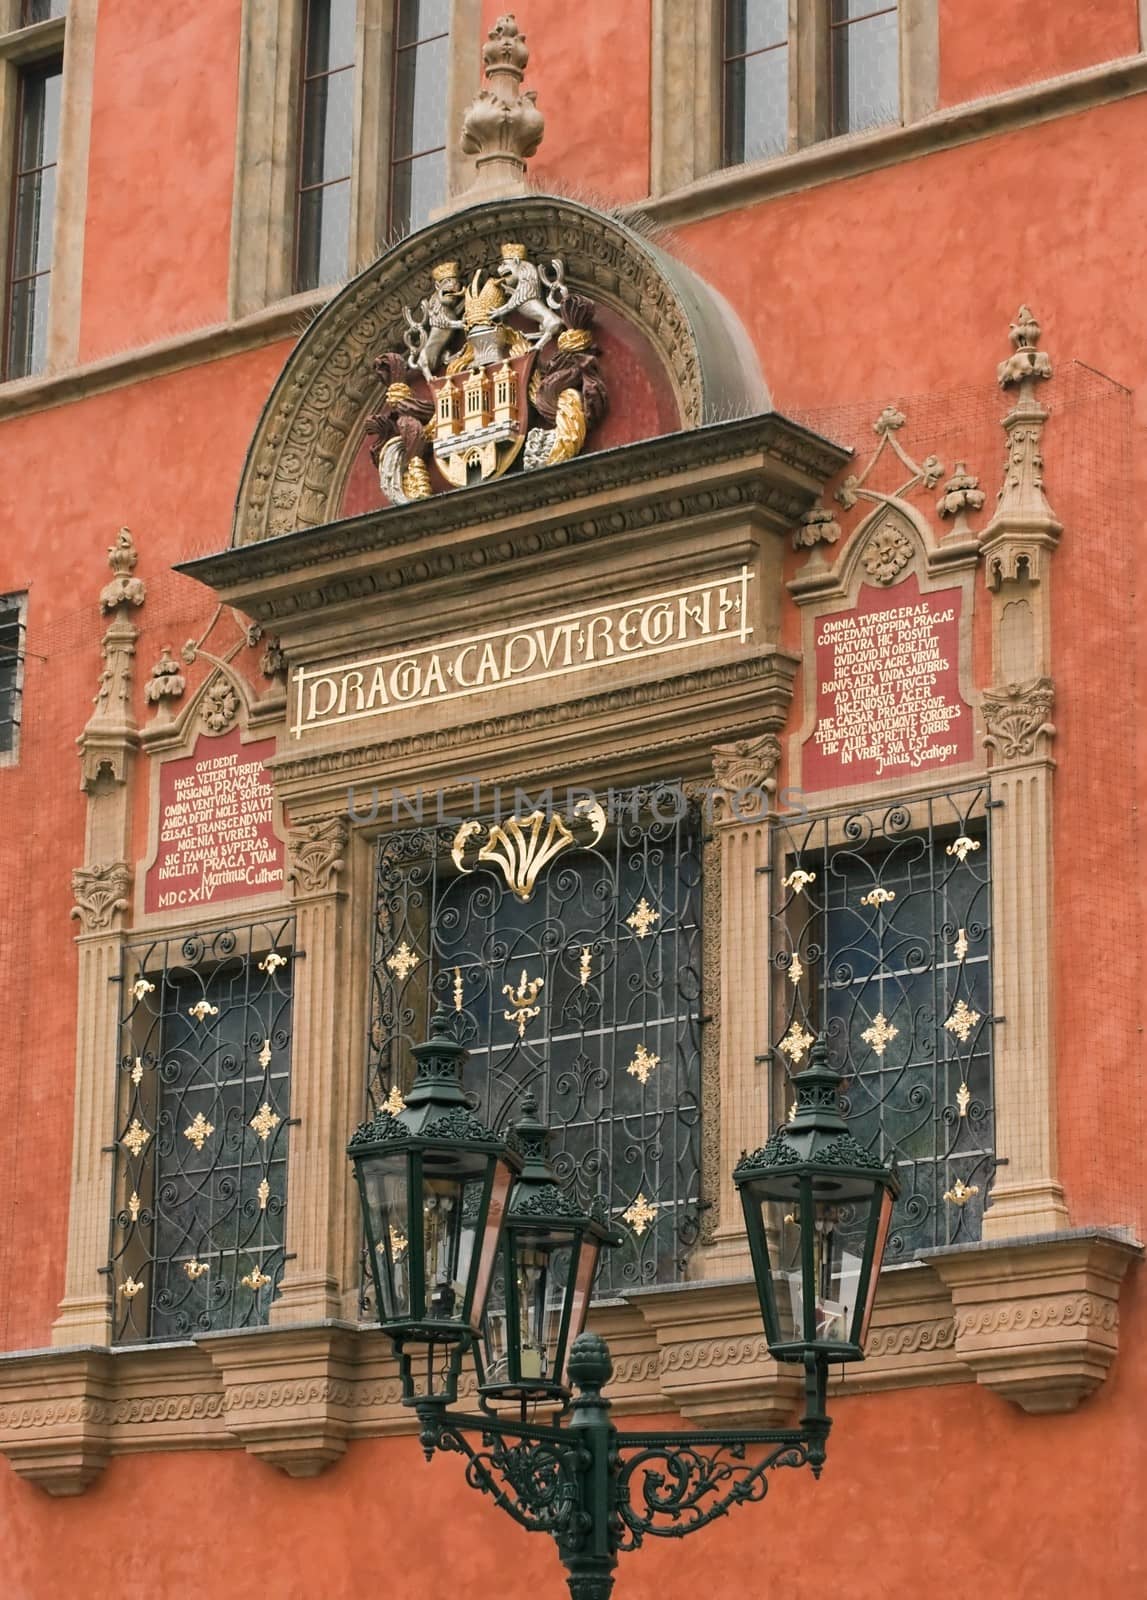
[[144, 727, 284, 913], [802, 575, 972, 792]]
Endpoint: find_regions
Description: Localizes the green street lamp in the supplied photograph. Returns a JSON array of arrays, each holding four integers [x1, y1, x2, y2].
[[348, 1008, 521, 1402], [480, 1092, 620, 1409], [349, 1021, 898, 1600], [733, 1038, 900, 1368]]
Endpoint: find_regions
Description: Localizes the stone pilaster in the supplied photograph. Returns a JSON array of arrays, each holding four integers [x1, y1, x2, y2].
[[270, 816, 352, 1325]]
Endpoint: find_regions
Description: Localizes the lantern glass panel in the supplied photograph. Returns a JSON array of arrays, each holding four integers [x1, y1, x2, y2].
[[361, 1152, 412, 1320], [857, 1183, 895, 1346], [469, 1159, 513, 1330], [561, 1236, 599, 1382], [765, 1187, 878, 1348]]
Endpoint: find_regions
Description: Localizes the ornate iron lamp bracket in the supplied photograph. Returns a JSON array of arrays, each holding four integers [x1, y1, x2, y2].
[[413, 1332, 831, 1600]]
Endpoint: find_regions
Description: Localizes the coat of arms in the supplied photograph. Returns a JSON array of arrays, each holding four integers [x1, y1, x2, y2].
[[365, 243, 608, 503]]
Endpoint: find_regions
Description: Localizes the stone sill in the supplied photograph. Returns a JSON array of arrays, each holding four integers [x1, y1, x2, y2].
[[628, 53, 1147, 230], [0, 1229, 1137, 1494]]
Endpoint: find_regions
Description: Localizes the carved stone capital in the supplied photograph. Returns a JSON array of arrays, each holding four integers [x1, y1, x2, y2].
[[710, 732, 781, 823], [924, 1231, 1142, 1414], [0, 1348, 113, 1494], [70, 862, 132, 934], [286, 817, 349, 897], [200, 1325, 357, 1477], [981, 676, 1055, 762]]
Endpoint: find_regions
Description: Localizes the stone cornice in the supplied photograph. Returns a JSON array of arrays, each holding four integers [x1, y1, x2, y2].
[[176, 413, 850, 623], [633, 53, 1147, 229]]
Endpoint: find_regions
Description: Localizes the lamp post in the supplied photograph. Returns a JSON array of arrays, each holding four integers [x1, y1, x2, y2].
[[349, 1015, 898, 1600]]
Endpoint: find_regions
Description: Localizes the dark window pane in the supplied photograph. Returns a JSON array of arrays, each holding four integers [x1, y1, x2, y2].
[[305, 0, 356, 76], [397, 0, 450, 47], [5, 58, 62, 381], [393, 33, 448, 160], [831, 7, 900, 135], [299, 63, 354, 187], [724, 0, 788, 58], [20, 0, 68, 23], [296, 176, 350, 290], [0, 597, 24, 757], [391, 150, 445, 235], [724, 43, 788, 165]]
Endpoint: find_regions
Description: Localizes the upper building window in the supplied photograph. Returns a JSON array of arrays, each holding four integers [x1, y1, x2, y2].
[[389, 0, 450, 235], [20, 1, 68, 22], [829, 0, 900, 136], [0, 591, 26, 761], [3, 53, 62, 379], [295, 0, 357, 291], [722, 0, 790, 165]]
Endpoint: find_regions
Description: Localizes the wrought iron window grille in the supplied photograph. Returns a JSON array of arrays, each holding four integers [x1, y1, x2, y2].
[[365, 785, 704, 1301], [769, 785, 995, 1257], [107, 919, 295, 1343]]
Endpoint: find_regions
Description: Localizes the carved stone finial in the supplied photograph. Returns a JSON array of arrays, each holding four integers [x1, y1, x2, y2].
[[143, 645, 185, 707], [459, 14, 544, 200], [98, 528, 146, 614], [998, 305, 1053, 390], [982, 305, 1061, 564]]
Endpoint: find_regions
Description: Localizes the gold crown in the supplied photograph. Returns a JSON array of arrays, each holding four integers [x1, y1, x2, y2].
[[500, 242, 527, 262], [431, 261, 460, 285]]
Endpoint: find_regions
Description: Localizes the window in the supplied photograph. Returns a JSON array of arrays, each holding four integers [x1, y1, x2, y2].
[[722, 0, 790, 165], [3, 52, 61, 379], [829, 0, 900, 135], [389, 0, 450, 235], [0, 591, 26, 759], [295, 0, 356, 291], [770, 787, 994, 1258], [108, 921, 295, 1342], [20, 1, 68, 22], [367, 790, 704, 1294]]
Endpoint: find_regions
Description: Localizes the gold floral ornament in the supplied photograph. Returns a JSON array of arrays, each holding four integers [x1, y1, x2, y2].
[[782, 869, 816, 895], [579, 947, 592, 987], [622, 1193, 658, 1237], [944, 1000, 981, 1044], [118, 1276, 144, 1300], [860, 886, 896, 908], [257, 1178, 271, 1210], [258, 1038, 272, 1069], [184, 1112, 215, 1152], [503, 970, 544, 1038], [943, 1178, 980, 1207], [242, 1267, 272, 1292], [258, 951, 289, 975], [131, 1056, 145, 1085], [388, 1226, 409, 1260], [627, 1044, 660, 1086], [127, 1191, 142, 1222], [626, 898, 660, 939], [954, 928, 969, 961], [956, 1082, 971, 1118], [122, 1119, 150, 1157], [188, 999, 219, 1023], [184, 1259, 209, 1281], [946, 836, 981, 865], [131, 977, 155, 1001], [788, 953, 804, 986], [860, 1013, 899, 1058], [382, 1084, 406, 1115], [778, 1023, 815, 1066], [250, 1102, 281, 1142], [386, 941, 420, 982], [453, 966, 464, 1012], [452, 800, 607, 903]]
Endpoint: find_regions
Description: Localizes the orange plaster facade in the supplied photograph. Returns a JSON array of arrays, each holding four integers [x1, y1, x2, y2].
[[1, 1, 1145, 1595]]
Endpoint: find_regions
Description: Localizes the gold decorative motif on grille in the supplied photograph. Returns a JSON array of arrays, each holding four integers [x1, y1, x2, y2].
[[954, 928, 969, 961], [782, 869, 816, 894], [453, 966, 464, 1012], [389, 1226, 409, 1260], [956, 1082, 971, 1118], [188, 1000, 219, 1023], [257, 1178, 270, 1210], [625, 898, 660, 939], [131, 1057, 144, 1085], [258, 951, 288, 975], [788, 953, 804, 986], [622, 1193, 658, 1237], [131, 978, 155, 1001], [860, 886, 896, 908], [183, 1112, 215, 1152], [258, 1037, 272, 1069], [386, 941, 420, 982], [118, 1276, 144, 1299], [382, 1085, 406, 1115], [249, 1102, 281, 1142], [944, 1000, 981, 1043], [452, 800, 607, 902], [122, 1119, 150, 1157], [580, 946, 592, 987], [860, 1012, 899, 1058], [946, 836, 981, 865], [943, 1178, 979, 1207], [128, 1191, 141, 1222], [184, 1259, 209, 1281], [242, 1267, 272, 1291], [627, 1044, 660, 1086], [503, 970, 544, 1038], [778, 1023, 815, 1065]]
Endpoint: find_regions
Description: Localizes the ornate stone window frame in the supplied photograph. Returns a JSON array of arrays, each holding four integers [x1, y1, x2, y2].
[[229, 0, 482, 319], [650, 0, 939, 196], [0, 0, 96, 379]]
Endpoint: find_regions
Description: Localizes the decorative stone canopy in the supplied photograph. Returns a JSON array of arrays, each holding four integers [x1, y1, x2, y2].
[[232, 194, 770, 546]]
